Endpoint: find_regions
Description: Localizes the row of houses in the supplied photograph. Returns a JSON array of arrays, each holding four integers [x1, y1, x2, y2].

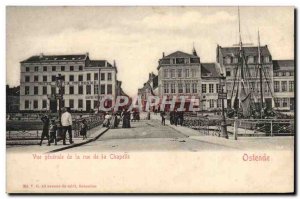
[[138, 45, 294, 113]]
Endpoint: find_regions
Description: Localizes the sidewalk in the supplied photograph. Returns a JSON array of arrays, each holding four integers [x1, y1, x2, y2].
[[150, 113, 294, 150], [6, 125, 109, 154]]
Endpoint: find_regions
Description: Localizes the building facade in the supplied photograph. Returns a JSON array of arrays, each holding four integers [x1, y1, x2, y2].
[[20, 53, 120, 112], [272, 60, 294, 112], [217, 45, 274, 109]]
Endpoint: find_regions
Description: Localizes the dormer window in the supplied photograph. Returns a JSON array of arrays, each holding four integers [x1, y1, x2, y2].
[[264, 56, 270, 63], [225, 56, 232, 64], [233, 57, 238, 64]]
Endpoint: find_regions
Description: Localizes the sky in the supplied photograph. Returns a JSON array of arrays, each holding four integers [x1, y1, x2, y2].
[[6, 6, 294, 96]]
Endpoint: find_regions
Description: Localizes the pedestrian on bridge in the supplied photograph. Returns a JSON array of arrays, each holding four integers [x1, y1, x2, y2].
[[160, 111, 166, 126], [61, 107, 74, 145], [39, 114, 50, 146]]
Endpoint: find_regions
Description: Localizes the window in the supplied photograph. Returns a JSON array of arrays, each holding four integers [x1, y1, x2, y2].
[[290, 71, 294, 76], [25, 76, 30, 82], [202, 84, 207, 93], [247, 56, 254, 64], [25, 100, 29, 109], [43, 66, 47, 72], [177, 69, 182, 78], [209, 99, 214, 108], [86, 85, 91, 95], [43, 76, 47, 82], [69, 86, 74, 94], [164, 83, 169, 93], [33, 87, 38, 95], [34, 76, 39, 82], [282, 98, 288, 107], [25, 86, 30, 95], [51, 86, 56, 95], [191, 69, 196, 78], [274, 81, 280, 92], [61, 66, 65, 71], [274, 98, 280, 107], [34, 66, 39, 72], [69, 99, 74, 108], [87, 73, 91, 81], [163, 69, 168, 78], [178, 83, 183, 93], [42, 100, 47, 109], [192, 83, 197, 93], [79, 65, 83, 71], [225, 57, 232, 64], [209, 84, 214, 93], [26, 67, 29, 72], [274, 72, 279, 76], [94, 100, 98, 108], [52, 66, 56, 71], [100, 85, 105, 94], [101, 73, 105, 81], [78, 99, 83, 108], [233, 57, 238, 63], [94, 85, 99, 94], [107, 84, 112, 94], [171, 84, 175, 93], [78, 85, 83, 94], [94, 73, 98, 80], [52, 76, 56, 82], [289, 81, 294, 92], [217, 99, 222, 108], [185, 69, 189, 78], [281, 81, 287, 92], [171, 69, 175, 78], [69, 75, 74, 82], [226, 70, 231, 77], [185, 83, 190, 93], [43, 86, 47, 95], [70, 66, 74, 71], [61, 75, 65, 81], [264, 56, 270, 63], [216, 84, 221, 93], [282, 72, 286, 76], [33, 100, 38, 109], [78, 75, 83, 82], [108, 73, 112, 81]]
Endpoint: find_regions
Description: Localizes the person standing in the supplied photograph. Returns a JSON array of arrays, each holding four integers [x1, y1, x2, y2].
[[40, 115, 50, 146], [80, 119, 88, 140], [61, 107, 74, 145], [160, 111, 166, 126], [49, 119, 57, 145], [174, 109, 179, 126]]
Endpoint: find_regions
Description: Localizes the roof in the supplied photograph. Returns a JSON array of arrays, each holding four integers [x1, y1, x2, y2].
[[21, 54, 87, 63], [201, 63, 220, 78], [273, 60, 294, 71], [219, 45, 271, 57], [87, 60, 107, 67], [164, 51, 199, 58]]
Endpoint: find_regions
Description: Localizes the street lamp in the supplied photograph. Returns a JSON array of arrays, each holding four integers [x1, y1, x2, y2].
[[55, 74, 64, 123], [219, 73, 228, 139]]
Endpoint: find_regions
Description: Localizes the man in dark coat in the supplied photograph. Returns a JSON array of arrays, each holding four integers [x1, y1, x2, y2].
[[40, 115, 50, 146]]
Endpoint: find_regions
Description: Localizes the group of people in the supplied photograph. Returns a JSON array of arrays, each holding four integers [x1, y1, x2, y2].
[[102, 109, 141, 129], [40, 107, 88, 146], [160, 110, 185, 126]]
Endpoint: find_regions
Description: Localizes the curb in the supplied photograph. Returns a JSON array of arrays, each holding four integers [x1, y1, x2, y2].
[[47, 127, 109, 153]]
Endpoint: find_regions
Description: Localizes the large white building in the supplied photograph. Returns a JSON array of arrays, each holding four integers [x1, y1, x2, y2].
[[20, 53, 121, 112]]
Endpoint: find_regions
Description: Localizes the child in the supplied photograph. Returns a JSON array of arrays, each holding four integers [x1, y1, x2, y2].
[[80, 119, 88, 140], [49, 119, 57, 145]]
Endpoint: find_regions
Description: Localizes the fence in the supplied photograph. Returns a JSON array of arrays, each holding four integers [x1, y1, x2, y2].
[[182, 116, 294, 137], [6, 115, 104, 140]]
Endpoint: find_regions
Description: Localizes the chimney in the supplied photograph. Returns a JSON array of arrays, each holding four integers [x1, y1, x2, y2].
[[39, 53, 44, 58], [162, 52, 165, 57], [86, 52, 89, 57]]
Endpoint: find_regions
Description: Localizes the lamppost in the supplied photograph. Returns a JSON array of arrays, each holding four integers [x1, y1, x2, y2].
[[55, 74, 64, 123], [219, 73, 228, 139]]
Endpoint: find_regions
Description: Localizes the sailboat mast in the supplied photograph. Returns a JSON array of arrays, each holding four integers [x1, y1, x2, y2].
[[258, 30, 264, 118]]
